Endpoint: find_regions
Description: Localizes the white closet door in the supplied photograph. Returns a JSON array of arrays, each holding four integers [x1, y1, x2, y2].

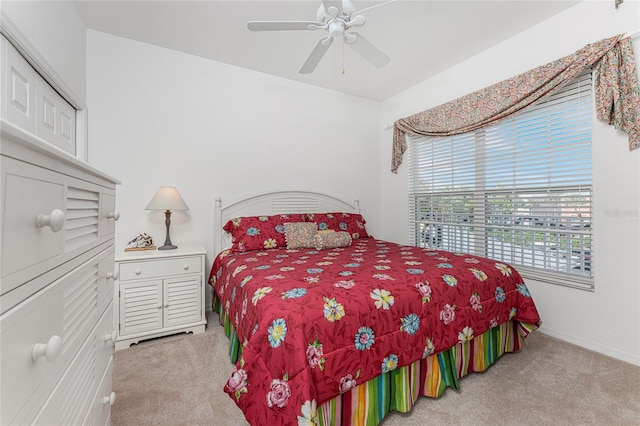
[[36, 74, 75, 155], [1, 36, 37, 134]]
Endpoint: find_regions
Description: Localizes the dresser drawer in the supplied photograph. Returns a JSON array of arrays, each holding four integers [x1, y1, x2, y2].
[[100, 192, 117, 238], [95, 301, 115, 377], [98, 250, 117, 315], [0, 280, 63, 425], [119, 255, 202, 281], [33, 329, 97, 426], [0, 249, 107, 425], [1, 156, 64, 295], [1, 155, 117, 299], [90, 356, 114, 426]]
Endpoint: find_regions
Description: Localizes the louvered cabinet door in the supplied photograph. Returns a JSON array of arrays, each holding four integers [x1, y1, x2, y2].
[[164, 276, 202, 328], [118, 280, 163, 338]]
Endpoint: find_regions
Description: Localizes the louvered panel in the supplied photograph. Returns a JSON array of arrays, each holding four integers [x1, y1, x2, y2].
[[65, 187, 100, 252], [63, 263, 98, 357], [59, 339, 95, 426], [165, 278, 200, 327], [271, 198, 320, 214], [120, 281, 162, 336]]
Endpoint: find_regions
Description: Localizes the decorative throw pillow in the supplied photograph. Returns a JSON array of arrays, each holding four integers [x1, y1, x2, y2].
[[284, 222, 318, 249], [313, 231, 352, 250], [223, 214, 305, 252], [303, 212, 370, 239]]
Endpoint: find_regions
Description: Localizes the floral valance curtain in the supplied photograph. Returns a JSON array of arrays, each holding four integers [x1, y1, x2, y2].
[[391, 34, 640, 173]]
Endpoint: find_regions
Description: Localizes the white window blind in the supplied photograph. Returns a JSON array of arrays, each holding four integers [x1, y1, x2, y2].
[[409, 71, 593, 290]]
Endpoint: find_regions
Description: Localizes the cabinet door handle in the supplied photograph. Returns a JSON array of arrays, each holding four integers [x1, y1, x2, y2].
[[103, 392, 116, 406], [164, 302, 169, 308], [106, 270, 119, 280], [183, 264, 189, 270], [157, 303, 162, 309], [32, 335, 63, 362], [104, 330, 117, 344], [36, 209, 65, 232], [107, 210, 120, 221], [135, 269, 142, 275]]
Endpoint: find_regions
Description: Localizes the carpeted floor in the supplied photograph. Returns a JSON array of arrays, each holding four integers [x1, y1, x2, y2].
[[111, 311, 640, 425]]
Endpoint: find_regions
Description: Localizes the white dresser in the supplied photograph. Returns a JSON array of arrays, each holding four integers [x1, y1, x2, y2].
[[0, 120, 120, 424], [114, 245, 207, 350]]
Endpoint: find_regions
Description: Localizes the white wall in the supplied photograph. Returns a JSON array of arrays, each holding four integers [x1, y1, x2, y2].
[[86, 31, 382, 273], [1, 0, 87, 103], [380, 1, 640, 365]]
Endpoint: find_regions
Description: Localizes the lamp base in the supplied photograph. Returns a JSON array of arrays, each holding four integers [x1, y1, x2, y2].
[[158, 244, 177, 250], [159, 210, 177, 250]]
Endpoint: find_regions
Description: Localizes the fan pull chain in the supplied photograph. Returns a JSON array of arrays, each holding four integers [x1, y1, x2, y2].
[[341, 39, 346, 74]]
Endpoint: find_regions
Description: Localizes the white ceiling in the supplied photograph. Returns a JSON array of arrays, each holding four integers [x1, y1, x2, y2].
[[75, 0, 579, 101]]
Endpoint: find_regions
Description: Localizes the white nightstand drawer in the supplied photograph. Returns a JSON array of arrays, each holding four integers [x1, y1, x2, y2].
[[118, 256, 201, 281]]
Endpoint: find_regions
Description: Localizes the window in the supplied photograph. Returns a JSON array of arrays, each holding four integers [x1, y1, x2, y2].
[[408, 71, 593, 290]]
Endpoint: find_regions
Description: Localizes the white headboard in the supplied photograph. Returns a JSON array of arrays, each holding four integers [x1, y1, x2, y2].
[[214, 191, 360, 255]]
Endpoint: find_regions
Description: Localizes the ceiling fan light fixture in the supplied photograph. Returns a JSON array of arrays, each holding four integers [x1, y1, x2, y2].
[[328, 20, 345, 38], [248, 0, 391, 74]]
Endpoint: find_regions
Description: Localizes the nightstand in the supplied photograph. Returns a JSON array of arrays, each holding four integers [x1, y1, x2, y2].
[[114, 245, 207, 350]]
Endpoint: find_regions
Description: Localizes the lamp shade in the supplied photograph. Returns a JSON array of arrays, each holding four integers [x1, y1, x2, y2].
[[145, 186, 189, 211]]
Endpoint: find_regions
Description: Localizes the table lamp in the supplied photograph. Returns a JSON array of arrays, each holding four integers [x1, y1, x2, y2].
[[145, 186, 189, 250]]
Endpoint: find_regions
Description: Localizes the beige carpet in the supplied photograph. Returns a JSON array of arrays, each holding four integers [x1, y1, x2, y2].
[[112, 311, 640, 426]]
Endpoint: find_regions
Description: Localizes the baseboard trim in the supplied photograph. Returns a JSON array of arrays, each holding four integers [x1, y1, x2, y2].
[[537, 326, 640, 366]]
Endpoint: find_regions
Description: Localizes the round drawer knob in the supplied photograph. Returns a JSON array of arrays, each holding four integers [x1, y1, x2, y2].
[[103, 392, 116, 406], [32, 335, 63, 362], [36, 209, 65, 232], [183, 264, 189, 270], [135, 269, 141, 275], [107, 210, 120, 221], [106, 270, 119, 280], [104, 330, 117, 344]]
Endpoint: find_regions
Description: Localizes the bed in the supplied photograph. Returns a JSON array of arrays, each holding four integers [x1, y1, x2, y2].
[[209, 191, 541, 426]]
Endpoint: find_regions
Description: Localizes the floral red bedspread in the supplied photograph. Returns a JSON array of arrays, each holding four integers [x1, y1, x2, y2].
[[210, 238, 540, 425]]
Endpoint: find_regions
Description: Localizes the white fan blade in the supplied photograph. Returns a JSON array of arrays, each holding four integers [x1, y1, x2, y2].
[[347, 32, 390, 68], [322, 0, 343, 17], [248, 21, 317, 31], [300, 38, 334, 74], [356, 0, 395, 14]]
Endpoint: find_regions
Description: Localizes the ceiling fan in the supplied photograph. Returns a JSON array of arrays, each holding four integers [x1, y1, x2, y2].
[[247, 0, 392, 74]]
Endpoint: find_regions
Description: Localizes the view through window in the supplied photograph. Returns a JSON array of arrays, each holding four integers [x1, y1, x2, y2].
[[408, 72, 593, 290]]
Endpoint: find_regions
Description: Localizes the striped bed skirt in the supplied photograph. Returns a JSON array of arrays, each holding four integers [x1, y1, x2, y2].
[[212, 295, 537, 426]]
